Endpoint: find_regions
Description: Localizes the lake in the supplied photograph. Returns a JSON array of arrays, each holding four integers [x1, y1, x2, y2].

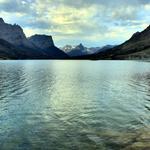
[[0, 60, 150, 150]]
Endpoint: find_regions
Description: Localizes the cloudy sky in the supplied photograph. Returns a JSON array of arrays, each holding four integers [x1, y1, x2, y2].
[[0, 0, 149, 47]]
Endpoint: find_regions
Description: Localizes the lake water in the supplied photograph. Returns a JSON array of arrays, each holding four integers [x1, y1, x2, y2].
[[0, 60, 150, 150]]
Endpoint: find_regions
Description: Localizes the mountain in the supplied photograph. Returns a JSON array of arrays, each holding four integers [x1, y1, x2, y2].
[[28, 35, 68, 59], [96, 45, 116, 53], [0, 18, 68, 59], [61, 43, 115, 57], [61, 43, 89, 56], [62, 45, 76, 53], [0, 17, 149, 60], [0, 38, 45, 59], [0, 18, 35, 48], [0, 39, 26, 59], [93, 25, 150, 60], [61, 43, 101, 56], [68, 43, 88, 56], [88, 47, 102, 54]]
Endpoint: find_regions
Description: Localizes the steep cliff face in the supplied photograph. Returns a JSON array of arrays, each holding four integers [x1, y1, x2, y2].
[[0, 18, 46, 59], [28, 35, 68, 59], [0, 18, 68, 59], [28, 34, 54, 49], [0, 18, 35, 48]]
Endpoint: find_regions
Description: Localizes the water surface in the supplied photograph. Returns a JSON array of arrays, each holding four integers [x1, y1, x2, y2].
[[0, 60, 150, 150]]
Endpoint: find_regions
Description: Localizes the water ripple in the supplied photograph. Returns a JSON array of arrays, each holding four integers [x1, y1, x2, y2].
[[0, 60, 150, 150]]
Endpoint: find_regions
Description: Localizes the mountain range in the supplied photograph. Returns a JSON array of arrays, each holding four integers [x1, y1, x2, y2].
[[94, 25, 150, 60], [75, 25, 150, 60], [61, 43, 98, 56], [0, 18, 68, 59], [61, 44, 115, 57], [0, 17, 149, 60]]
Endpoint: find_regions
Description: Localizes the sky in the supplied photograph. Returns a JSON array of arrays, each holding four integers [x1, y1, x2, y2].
[[0, 0, 150, 47]]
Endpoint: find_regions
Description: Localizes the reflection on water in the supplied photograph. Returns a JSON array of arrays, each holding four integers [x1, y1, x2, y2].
[[0, 60, 150, 150]]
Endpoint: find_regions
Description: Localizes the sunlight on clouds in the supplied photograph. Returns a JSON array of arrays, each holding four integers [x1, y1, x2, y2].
[[31, 4, 100, 37], [0, 0, 149, 46], [144, 4, 150, 10], [23, 28, 47, 37], [24, 28, 37, 37], [0, 0, 6, 3], [41, 5, 96, 25]]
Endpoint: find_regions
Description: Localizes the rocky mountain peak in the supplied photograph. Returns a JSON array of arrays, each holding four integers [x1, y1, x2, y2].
[[79, 43, 83, 46], [76, 43, 85, 50], [0, 18, 68, 59], [0, 18, 35, 48], [28, 34, 54, 49], [0, 18, 4, 24]]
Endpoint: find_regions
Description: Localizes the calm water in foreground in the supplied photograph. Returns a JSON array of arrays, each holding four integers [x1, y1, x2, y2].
[[0, 60, 150, 150]]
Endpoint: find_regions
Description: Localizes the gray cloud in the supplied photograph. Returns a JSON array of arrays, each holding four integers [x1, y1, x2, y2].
[[21, 18, 52, 29], [0, 0, 35, 13], [0, 0, 149, 46], [55, 0, 149, 8]]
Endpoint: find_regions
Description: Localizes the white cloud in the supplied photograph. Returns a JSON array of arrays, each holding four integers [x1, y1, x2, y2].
[[0, 0, 149, 46]]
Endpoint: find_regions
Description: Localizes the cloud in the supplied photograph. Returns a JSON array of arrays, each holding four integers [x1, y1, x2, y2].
[[0, 0, 35, 13], [0, 0, 149, 46]]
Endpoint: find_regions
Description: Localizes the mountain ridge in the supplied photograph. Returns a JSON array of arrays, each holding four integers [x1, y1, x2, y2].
[[61, 43, 114, 56], [0, 17, 149, 60], [0, 18, 68, 59], [73, 25, 150, 60]]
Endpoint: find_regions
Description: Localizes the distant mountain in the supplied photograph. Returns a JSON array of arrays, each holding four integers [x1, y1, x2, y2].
[[68, 43, 88, 56], [94, 25, 150, 59], [61, 43, 115, 57], [88, 47, 102, 54], [61, 45, 74, 53], [61, 43, 102, 56], [73, 25, 150, 60], [61, 43, 89, 56], [96, 45, 116, 53], [0, 18, 68, 59]]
